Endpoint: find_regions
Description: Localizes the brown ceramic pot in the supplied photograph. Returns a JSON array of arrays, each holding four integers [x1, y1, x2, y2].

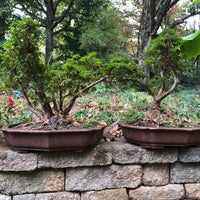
[[2, 126, 106, 153], [118, 123, 200, 149]]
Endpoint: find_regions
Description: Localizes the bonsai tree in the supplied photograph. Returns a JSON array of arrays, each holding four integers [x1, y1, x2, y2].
[[128, 28, 185, 123], [0, 18, 112, 123]]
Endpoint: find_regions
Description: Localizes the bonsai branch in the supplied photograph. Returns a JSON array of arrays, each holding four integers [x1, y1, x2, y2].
[[157, 69, 166, 97], [81, 75, 108, 93], [17, 85, 43, 119], [62, 75, 108, 116], [156, 67, 179, 103], [135, 80, 155, 97], [19, 96, 43, 119], [14, 72, 44, 118]]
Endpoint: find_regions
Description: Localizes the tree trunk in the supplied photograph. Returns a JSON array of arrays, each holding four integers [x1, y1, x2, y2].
[[138, 0, 180, 82], [44, 0, 54, 65], [138, 0, 155, 83], [152, 97, 161, 109], [45, 28, 54, 64], [38, 91, 54, 119]]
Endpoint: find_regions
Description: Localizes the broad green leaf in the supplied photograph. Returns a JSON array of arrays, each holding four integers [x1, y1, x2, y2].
[[181, 30, 200, 58], [195, 0, 200, 4]]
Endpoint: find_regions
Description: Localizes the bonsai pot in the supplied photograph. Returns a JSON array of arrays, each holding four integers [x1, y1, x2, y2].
[[2, 126, 106, 153], [118, 123, 200, 149]]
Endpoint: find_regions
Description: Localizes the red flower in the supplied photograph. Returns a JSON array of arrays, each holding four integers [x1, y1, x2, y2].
[[5, 97, 15, 109]]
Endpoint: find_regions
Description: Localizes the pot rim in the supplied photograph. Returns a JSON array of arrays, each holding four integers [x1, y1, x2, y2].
[[118, 122, 200, 131], [2, 125, 106, 134]]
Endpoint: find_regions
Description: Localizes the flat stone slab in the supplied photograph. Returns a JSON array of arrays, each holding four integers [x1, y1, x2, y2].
[[0, 194, 11, 200], [111, 140, 178, 164], [38, 141, 112, 168], [0, 140, 180, 171], [65, 164, 142, 191]]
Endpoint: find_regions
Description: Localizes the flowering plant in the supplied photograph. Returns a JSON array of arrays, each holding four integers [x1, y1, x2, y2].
[[5, 97, 15, 109]]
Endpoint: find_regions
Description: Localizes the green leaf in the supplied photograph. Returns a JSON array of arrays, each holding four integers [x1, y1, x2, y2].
[[195, 0, 200, 4], [181, 30, 200, 58]]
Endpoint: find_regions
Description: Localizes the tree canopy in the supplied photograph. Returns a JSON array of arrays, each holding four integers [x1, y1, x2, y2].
[[10, 0, 110, 64]]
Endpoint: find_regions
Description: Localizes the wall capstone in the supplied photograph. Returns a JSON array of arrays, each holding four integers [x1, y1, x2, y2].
[[111, 140, 178, 164], [0, 194, 11, 200], [37, 141, 112, 168]]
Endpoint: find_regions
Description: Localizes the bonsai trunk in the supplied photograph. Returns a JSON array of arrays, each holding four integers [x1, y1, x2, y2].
[[143, 68, 179, 123], [144, 101, 175, 123], [37, 92, 54, 120]]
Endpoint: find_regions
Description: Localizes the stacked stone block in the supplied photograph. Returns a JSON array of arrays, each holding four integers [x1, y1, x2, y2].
[[0, 139, 200, 199]]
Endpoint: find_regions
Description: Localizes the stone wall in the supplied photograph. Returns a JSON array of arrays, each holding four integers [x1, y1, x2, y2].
[[0, 139, 200, 200]]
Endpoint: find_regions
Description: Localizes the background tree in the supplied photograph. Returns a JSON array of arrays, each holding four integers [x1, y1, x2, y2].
[[0, 0, 20, 49], [53, 0, 110, 61], [13, 0, 109, 64], [79, 8, 128, 61], [110, 0, 143, 57], [138, 0, 200, 82], [115, 0, 200, 82]]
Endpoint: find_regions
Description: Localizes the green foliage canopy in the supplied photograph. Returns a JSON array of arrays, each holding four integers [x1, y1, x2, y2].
[[80, 8, 128, 61], [143, 28, 185, 107], [0, 18, 44, 94], [0, 18, 132, 120]]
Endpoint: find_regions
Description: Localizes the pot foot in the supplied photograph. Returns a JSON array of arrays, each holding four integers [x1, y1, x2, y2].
[[141, 144, 165, 149], [10, 148, 30, 153]]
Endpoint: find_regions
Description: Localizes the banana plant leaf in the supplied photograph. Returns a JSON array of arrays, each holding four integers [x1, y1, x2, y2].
[[181, 30, 200, 58]]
